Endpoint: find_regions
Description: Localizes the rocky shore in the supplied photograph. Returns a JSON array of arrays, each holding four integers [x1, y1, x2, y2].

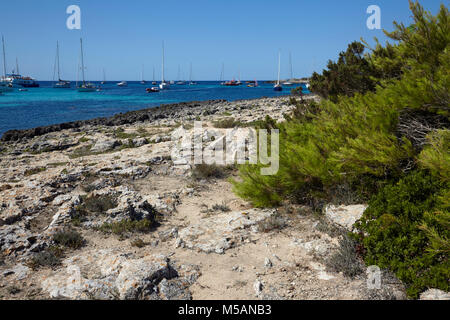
[[0, 95, 437, 300]]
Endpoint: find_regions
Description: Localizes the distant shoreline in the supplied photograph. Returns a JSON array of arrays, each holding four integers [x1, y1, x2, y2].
[[1, 95, 308, 142]]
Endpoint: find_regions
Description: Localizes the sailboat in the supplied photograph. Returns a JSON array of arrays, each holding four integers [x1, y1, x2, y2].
[[189, 63, 197, 85], [152, 66, 157, 85], [283, 52, 294, 86], [101, 68, 106, 84], [176, 65, 185, 85], [274, 51, 283, 92], [236, 68, 242, 86], [159, 42, 169, 90], [0, 36, 13, 92], [140, 65, 146, 84], [53, 41, 71, 88], [77, 38, 97, 92], [117, 81, 128, 87]]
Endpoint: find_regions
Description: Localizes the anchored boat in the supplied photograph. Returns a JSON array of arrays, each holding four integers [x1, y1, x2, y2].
[[274, 51, 283, 92], [77, 38, 97, 92], [159, 42, 170, 90], [53, 41, 71, 88]]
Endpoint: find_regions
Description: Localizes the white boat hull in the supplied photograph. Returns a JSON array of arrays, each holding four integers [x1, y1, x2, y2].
[[53, 82, 71, 89], [159, 82, 170, 90]]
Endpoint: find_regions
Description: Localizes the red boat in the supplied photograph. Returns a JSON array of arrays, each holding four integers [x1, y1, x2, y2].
[[146, 87, 160, 93], [223, 79, 240, 86]]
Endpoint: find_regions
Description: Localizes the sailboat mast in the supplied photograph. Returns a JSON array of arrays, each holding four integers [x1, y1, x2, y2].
[[189, 63, 192, 82], [289, 52, 293, 80], [103, 68, 106, 82], [277, 51, 281, 85], [2, 36, 6, 79], [56, 41, 61, 80], [141, 64, 144, 81], [161, 41, 165, 83], [16, 57, 19, 75], [80, 38, 86, 85]]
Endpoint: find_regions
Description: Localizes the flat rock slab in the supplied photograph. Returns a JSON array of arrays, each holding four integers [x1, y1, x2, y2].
[[325, 204, 367, 231], [176, 209, 276, 254]]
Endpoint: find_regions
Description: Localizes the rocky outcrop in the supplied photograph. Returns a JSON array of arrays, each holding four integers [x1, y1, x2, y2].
[[176, 209, 276, 254], [41, 250, 199, 300]]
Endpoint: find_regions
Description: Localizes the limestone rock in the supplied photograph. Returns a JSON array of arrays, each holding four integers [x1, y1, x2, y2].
[[325, 204, 367, 230], [41, 250, 187, 300], [90, 140, 120, 153], [420, 289, 450, 300], [176, 209, 276, 254]]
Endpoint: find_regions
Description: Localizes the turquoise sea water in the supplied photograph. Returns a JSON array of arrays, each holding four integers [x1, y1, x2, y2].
[[0, 81, 307, 135]]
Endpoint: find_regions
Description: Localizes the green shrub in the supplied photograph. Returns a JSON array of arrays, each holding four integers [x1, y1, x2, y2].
[[212, 118, 240, 129], [232, 2, 449, 298], [232, 1, 449, 208], [130, 238, 147, 248], [70, 145, 93, 158], [72, 194, 118, 223], [79, 194, 118, 213], [309, 41, 378, 102], [212, 202, 231, 212], [98, 218, 157, 236], [326, 235, 364, 278], [24, 167, 46, 176], [353, 170, 449, 298], [53, 229, 85, 249], [114, 128, 138, 139], [192, 164, 232, 180], [27, 246, 64, 270]]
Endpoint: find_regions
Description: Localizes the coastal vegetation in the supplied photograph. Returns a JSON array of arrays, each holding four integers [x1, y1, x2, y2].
[[232, 1, 449, 298]]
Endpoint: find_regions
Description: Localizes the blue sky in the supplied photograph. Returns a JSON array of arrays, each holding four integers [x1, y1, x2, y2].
[[0, 0, 445, 81]]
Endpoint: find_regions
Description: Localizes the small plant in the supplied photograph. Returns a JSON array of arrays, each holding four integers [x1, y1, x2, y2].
[[130, 238, 147, 248], [70, 145, 93, 159], [192, 164, 231, 180], [7, 286, 21, 295], [0, 184, 12, 192], [78, 136, 90, 143], [97, 218, 158, 236], [212, 202, 231, 212], [80, 194, 118, 213], [114, 128, 138, 140], [213, 118, 241, 129], [256, 213, 287, 233], [72, 194, 118, 223], [325, 235, 364, 278], [48, 162, 69, 167], [52, 229, 85, 249], [24, 167, 46, 176], [27, 246, 64, 270], [137, 127, 149, 136]]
